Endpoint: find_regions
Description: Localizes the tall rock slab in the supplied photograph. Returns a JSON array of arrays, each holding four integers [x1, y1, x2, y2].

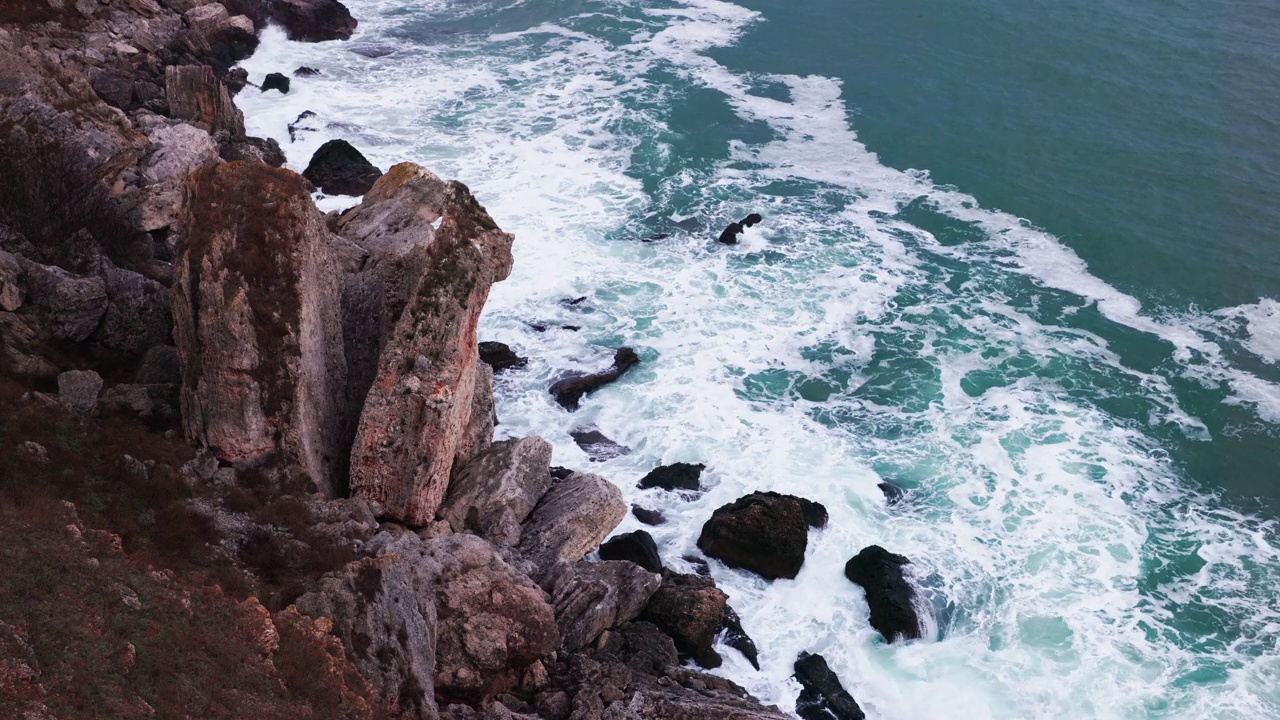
[[172, 161, 349, 495], [347, 167, 514, 525]]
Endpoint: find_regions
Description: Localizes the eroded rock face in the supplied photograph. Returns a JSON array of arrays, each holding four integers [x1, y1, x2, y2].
[[165, 65, 244, 134], [552, 560, 660, 652], [172, 161, 349, 495], [639, 571, 727, 669], [844, 545, 924, 643], [438, 436, 552, 546], [696, 491, 826, 581], [517, 472, 626, 587], [348, 175, 513, 525]]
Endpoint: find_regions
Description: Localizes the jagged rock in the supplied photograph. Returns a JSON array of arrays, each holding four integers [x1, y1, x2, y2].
[[58, 370, 103, 415], [631, 506, 665, 526], [11, 254, 108, 342], [173, 161, 350, 495], [88, 263, 172, 361], [295, 66, 321, 77], [261, 72, 290, 94], [608, 621, 678, 676], [304, 139, 381, 196], [438, 436, 552, 546], [640, 571, 727, 668], [717, 213, 763, 245], [518, 471, 626, 587], [637, 462, 704, 492], [844, 545, 923, 643], [550, 347, 639, 410], [348, 169, 514, 525], [697, 491, 826, 581], [137, 122, 221, 232], [218, 133, 287, 167], [599, 530, 662, 574], [571, 430, 630, 462], [721, 606, 759, 670], [165, 65, 244, 134], [134, 345, 181, 384], [294, 535, 438, 718], [424, 534, 559, 705], [552, 560, 660, 651], [794, 652, 865, 720], [184, 4, 258, 69], [878, 481, 905, 505], [91, 69, 135, 110], [479, 341, 527, 372], [271, 0, 358, 42]]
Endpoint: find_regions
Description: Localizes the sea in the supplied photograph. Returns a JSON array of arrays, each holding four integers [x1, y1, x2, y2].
[[233, 1, 1280, 717]]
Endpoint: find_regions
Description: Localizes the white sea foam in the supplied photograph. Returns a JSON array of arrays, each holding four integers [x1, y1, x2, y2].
[[235, 2, 1280, 718]]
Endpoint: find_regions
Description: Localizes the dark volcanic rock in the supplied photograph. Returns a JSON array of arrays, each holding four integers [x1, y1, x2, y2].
[[722, 606, 759, 670], [479, 340, 527, 373], [570, 430, 631, 462], [549, 466, 575, 481], [697, 491, 824, 580], [638, 462, 705, 491], [303, 139, 382, 196], [878, 481, 906, 505], [631, 505, 666, 526], [294, 66, 322, 77], [261, 72, 290, 93], [599, 530, 662, 573], [640, 571, 727, 668], [549, 347, 639, 410], [794, 652, 865, 720], [844, 545, 923, 643], [271, 0, 358, 42], [718, 222, 743, 244]]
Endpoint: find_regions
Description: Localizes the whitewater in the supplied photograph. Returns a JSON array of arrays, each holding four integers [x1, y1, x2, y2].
[[235, 1, 1280, 717]]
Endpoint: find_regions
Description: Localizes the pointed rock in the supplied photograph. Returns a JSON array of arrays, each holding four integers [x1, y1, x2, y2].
[[844, 545, 924, 643], [794, 652, 865, 720]]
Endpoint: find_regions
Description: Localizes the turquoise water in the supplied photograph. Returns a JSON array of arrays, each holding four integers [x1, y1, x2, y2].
[[235, 1, 1280, 716]]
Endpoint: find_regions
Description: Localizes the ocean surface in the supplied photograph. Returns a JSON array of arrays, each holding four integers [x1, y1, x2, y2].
[[235, 1, 1280, 717]]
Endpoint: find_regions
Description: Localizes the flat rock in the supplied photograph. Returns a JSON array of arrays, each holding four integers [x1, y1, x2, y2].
[[844, 545, 924, 643], [438, 436, 552, 546], [697, 491, 825, 581]]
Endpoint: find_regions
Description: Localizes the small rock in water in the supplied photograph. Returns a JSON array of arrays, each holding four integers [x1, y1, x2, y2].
[[794, 652, 866, 720], [878, 481, 906, 505], [261, 72, 290, 94], [478, 341, 527, 373], [549, 466, 575, 481], [722, 606, 760, 670], [697, 491, 823, 580], [302, 139, 382, 196], [571, 430, 631, 462], [631, 505, 666, 526], [550, 347, 640, 410], [717, 213, 764, 244], [599, 530, 663, 573], [294, 66, 321, 77], [637, 462, 705, 491], [562, 295, 589, 306], [844, 545, 924, 643]]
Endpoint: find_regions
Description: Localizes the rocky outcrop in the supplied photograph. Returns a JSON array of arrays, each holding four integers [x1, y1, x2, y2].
[[165, 65, 244, 134], [639, 571, 727, 668], [478, 341, 527, 373], [304, 139, 382, 196], [438, 436, 552, 546], [637, 461, 705, 491], [697, 491, 827, 580], [261, 72, 291, 94], [794, 652, 865, 720], [599, 530, 663, 574], [551, 560, 660, 652], [549, 347, 640, 410], [517, 471, 626, 587], [172, 161, 350, 495], [844, 545, 924, 643], [347, 171, 514, 526], [271, 0, 359, 42]]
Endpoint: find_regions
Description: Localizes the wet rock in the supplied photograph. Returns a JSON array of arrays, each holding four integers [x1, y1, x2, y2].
[[549, 466, 575, 481], [599, 530, 663, 574], [637, 462, 705, 492], [552, 560, 660, 651], [165, 65, 244, 134], [347, 168, 514, 525], [261, 72, 290, 94], [271, 0, 358, 43], [479, 341, 527, 373], [439, 436, 552, 546], [717, 213, 763, 245], [99, 383, 180, 423], [518, 471, 626, 587], [717, 605, 759, 671], [173, 161, 350, 495], [631, 505, 666, 526], [294, 66, 321, 77], [794, 652, 865, 720], [58, 370, 103, 415], [303, 139, 382, 196], [697, 491, 825, 581], [288, 110, 318, 143], [640, 571, 727, 668], [610, 621, 678, 675], [878, 481, 905, 505], [844, 545, 923, 643], [571, 430, 631, 462], [549, 347, 640, 410]]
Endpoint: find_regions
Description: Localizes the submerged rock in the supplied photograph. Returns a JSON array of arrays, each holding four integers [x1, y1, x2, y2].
[[794, 652, 865, 720], [697, 491, 826, 580], [570, 429, 631, 462], [631, 505, 666, 526], [549, 347, 640, 410], [637, 461, 705, 491], [844, 545, 923, 643], [878, 481, 906, 505], [294, 66, 322, 77], [599, 529, 663, 573], [478, 341, 527, 373]]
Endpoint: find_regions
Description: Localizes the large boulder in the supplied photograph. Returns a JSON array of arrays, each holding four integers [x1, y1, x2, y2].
[[438, 436, 552, 545], [348, 171, 514, 525], [599, 530, 663, 574], [426, 534, 559, 705], [88, 263, 172, 362], [549, 347, 639, 410], [637, 462, 704, 491], [697, 491, 826, 581], [552, 560, 660, 652], [9, 254, 108, 343], [453, 360, 495, 473], [844, 545, 924, 643], [639, 571, 727, 668], [794, 652, 865, 720], [478, 340, 526, 373], [172, 161, 351, 495], [517, 471, 626, 586], [136, 123, 221, 232], [271, 0, 358, 42], [303, 139, 382, 196]]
